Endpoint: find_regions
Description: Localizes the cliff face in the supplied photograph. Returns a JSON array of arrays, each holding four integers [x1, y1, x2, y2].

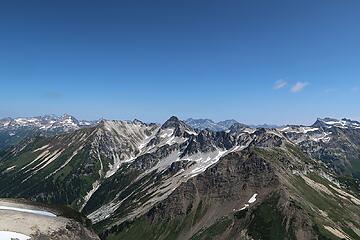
[[147, 150, 283, 239]]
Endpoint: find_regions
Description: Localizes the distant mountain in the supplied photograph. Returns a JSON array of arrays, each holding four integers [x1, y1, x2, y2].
[[185, 118, 280, 131], [251, 123, 282, 128], [280, 117, 360, 177], [185, 118, 227, 131], [0, 114, 95, 131], [312, 117, 360, 129], [217, 119, 240, 129], [0, 114, 96, 150], [185, 118, 245, 131]]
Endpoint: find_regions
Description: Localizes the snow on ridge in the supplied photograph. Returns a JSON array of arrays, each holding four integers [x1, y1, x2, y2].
[[160, 128, 174, 138], [320, 118, 360, 129], [242, 128, 256, 134], [310, 132, 331, 143], [324, 121, 340, 125], [301, 127, 319, 133], [185, 130, 198, 135], [279, 125, 333, 143], [280, 126, 319, 134], [32, 144, 51, 153]]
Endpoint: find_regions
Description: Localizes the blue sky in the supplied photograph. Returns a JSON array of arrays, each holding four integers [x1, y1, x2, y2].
[[1, 0, 359, 125]]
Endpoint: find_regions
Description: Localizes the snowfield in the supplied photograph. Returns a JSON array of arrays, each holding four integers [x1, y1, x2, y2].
[[0, 231, 30, 240], [0, 205, 56, 217]]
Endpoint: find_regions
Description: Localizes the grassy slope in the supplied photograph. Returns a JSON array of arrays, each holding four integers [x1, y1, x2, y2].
[[0, 128, 103, 209]]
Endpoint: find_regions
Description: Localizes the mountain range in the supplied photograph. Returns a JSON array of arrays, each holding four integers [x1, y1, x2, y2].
[[0, 114, 95, 150], [1, 115, 360, 239], [185, 118, 281, 131], [0, 115, 280, 151]]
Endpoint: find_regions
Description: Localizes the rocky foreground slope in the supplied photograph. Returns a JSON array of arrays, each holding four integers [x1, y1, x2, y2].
[[0, 116, 360, 239], [0, 198, 99, 240]]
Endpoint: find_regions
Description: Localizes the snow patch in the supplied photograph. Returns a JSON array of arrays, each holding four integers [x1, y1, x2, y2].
[[47, 146, 84, 178], [301, 175, 334, 196], [242, 128, 256, 134], [323, 226, 350, 240], [5, 165, 16, 171], [329, 185, 360, 205], [160, 128, 174, 138], [32, 144, 50, 153], [0, 205, 56, 217], [0, 231, 30, 240], [248, 193, 258, 203], [185, 130, 198, 135]]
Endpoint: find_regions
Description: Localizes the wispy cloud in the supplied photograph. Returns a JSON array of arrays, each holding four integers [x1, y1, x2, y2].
[[273, 80, 287, 90], [291, 82, 308, 93]]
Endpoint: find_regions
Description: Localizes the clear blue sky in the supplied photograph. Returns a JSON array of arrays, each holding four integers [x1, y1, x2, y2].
[[1, 0, 359, 125]]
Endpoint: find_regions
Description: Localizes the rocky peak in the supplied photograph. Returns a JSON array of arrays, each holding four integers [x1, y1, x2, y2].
[[59, 114, 80, 124], [160, 116, 195, 136], [313, 117, 360, 129], [311, 118, 328, 128], [133, 119, 145, 125], [161, 116, 182, 129]]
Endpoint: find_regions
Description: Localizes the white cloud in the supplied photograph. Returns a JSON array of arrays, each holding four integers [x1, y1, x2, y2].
[[291, 82, 308, 93], [273, 80, 287, 90]]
